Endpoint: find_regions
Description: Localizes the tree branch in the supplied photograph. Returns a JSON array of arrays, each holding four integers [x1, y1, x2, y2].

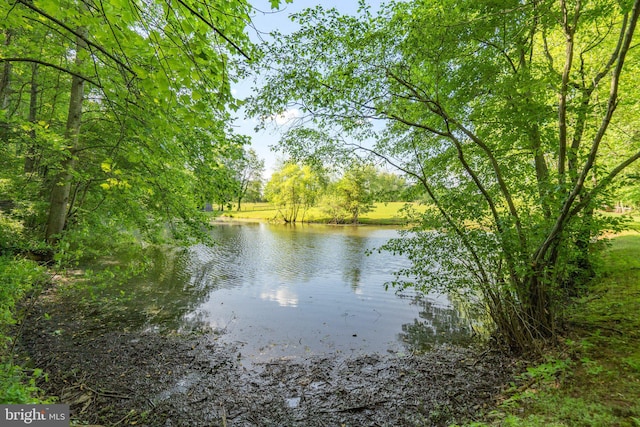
[[569, 12, 629, 179], [535, 0, 640, 264], [557, 0, 581, 180], [571, 135, 640, 217], [476, 38, 518, 74], [174, 0, 251, 61], [14, 0, 136, 76], [342, 137, 492, 286], [0, 58, 102, 88], [590, 13, 628, 91], [385, 68, 527, 253]]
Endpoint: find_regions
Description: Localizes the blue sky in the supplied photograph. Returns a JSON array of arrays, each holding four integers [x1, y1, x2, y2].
[[231, 1, 383, 177]]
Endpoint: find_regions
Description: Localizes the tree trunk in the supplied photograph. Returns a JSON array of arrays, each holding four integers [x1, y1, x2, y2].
[[569, 207, 595, 293], [45, 32, 86, 244], [24, 62, 39, 173], [0, 30, 12, 142], [527, 272, 553, 338], [0, 30, 11, 111]]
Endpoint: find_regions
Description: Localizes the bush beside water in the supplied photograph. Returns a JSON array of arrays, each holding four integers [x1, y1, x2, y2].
[[0, 256, 49, 403]]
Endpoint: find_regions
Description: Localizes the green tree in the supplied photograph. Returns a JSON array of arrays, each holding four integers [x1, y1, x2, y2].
[[0, 0, 293, 250], [243, 179, 265, 203], [320, 190, 346, 224], [0, 0, 293, 404], [369, 169, 409, 202], [250, 0, 640, 351], [265, 162, 322, 223], [333, 164, 375, 224], [234, 148, 265, 211], [187, 129, 246, 213]]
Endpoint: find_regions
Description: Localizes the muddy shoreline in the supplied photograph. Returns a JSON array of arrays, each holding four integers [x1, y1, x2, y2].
[[18, 288, 515, 426]]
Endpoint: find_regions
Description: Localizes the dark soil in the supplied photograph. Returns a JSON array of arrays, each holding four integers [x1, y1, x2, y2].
[[17, 286, 515, 427]]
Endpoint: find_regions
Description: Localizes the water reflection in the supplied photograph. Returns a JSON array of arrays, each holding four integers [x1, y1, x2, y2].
[[82, 222, 479, 360], [121, 246, 214, 331], [398, 294, 475, 351], [260, 285, 299, 307]]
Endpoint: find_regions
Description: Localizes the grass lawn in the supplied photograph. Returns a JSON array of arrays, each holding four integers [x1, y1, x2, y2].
[[214, 202, 425, 226], [467, 233, 640, 427]]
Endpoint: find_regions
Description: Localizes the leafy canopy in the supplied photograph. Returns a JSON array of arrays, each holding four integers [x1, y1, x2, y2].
[[250, 0, 640, 350], [0, 0, 289, 250]]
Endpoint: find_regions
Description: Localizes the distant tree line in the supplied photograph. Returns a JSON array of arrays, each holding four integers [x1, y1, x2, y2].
[[262, 161, 414, 223]]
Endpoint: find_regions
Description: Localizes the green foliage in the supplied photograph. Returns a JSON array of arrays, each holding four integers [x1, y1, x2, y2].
[[270, 0, 293, 9], [475, 235, 640, 426], [320, 164, 376, 224], [0, 256, 49, 404], [623, 356, 640, 373], [334, 165, 375, 223], [0, 364, 47, 404], [231, 147, 265, 211], [369, 170, 410, 203], [0, 0, 260, 252], [52, 215, 155, 269], [257, 160, 410, 224], [319, 191, 347, 224], [502, 357, 572, 408], [249, 0, 640, 351], [0, 212, 24, 254], [501, 399, 620, 427], [265, 162, 322, 222], [0, 256, 47, 335]]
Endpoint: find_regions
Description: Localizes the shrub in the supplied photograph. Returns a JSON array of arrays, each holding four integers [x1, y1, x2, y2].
[[0, 256, 49, 403]]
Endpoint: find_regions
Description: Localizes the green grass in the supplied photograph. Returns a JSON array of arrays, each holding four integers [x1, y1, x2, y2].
[[465, 234, 640, 427], [214, 202, 424, 225]]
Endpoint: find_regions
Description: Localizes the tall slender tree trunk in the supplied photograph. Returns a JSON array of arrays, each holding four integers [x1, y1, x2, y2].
[[45, 32, 86, 244], [0, 61, 9, 111], [0, 29, 13, 142], [24, 62, 39, 173], [0, 30, 11, 110]]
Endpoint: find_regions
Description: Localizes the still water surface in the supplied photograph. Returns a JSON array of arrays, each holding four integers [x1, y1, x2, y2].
[[113, 222, 473, 363]]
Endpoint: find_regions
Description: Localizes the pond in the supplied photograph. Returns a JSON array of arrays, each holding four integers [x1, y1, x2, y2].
[[98, 221, 474, 365]]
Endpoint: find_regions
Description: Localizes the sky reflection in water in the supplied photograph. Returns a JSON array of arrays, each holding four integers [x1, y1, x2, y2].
[[108, 222, 475, 363]]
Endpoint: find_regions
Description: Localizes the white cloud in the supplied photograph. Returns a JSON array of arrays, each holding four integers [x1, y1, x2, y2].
[[260, 286, 298, 307], [271, 108, 301, 125]]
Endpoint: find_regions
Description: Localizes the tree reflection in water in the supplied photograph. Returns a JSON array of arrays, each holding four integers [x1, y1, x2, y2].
[[74, 223, 484, 358], [398, 293, 479, 351]]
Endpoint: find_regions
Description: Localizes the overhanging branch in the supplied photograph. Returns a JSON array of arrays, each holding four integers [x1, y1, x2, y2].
[[341, 138, 492, 285], [174, 0, 251, 61], [384, 69, 526, 250], [571, 139, 640, 217], [14, 0, 136, 76], [0, 58, 102, 88]]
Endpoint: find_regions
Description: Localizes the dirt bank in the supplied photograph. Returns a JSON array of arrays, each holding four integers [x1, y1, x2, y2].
[[17, 287, 515, 426]]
